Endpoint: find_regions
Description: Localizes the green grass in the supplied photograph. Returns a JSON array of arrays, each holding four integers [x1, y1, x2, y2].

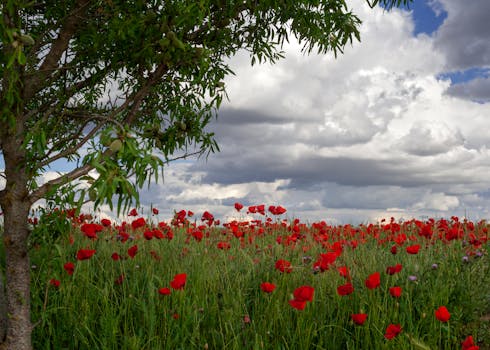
[[2, 212, 489, 349]]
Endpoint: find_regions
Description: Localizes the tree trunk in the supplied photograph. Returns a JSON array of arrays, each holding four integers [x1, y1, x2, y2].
[[0, 130, 32, 349], [0, 195, 32, 350], [0, 266, 6, 343]]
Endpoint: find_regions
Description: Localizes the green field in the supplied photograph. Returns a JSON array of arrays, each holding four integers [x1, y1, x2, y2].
[[3, 206, 489, 349]]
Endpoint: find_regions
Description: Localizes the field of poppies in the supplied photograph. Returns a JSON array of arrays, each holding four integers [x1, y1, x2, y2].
[[2, 204, 489, 349]]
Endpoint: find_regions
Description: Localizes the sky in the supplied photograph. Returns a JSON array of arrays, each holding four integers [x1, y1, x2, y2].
[[2, 0, 490, 225]]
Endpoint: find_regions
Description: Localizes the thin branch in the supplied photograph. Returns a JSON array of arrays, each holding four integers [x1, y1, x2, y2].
[[28, 151, 109, 204], [122, 63, 168, 126], [163, 150, 202, 164], [23, 0, 91, 101], [35, 121, 103, 169]]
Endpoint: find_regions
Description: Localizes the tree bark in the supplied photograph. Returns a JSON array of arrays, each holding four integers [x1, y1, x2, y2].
[[0, 132, 32, 350], [0, 265, 6, 344], [0, 197, 32, 350]]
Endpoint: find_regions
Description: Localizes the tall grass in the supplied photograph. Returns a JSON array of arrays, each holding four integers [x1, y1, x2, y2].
[[2, 210, 489, 349]]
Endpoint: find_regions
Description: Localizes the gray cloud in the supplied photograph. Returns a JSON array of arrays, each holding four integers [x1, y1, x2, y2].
[[434, 0, 490, 71], [446, 76, 490, 102], [399, 120, 465, 156]]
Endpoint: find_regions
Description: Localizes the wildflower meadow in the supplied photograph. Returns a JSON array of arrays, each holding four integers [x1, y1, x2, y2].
[[1, 204, 489, 349]]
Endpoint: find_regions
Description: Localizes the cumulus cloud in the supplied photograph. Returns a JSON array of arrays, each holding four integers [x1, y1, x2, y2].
[[433, 0, 490, 71], [3, 1, 490, 225], [446, 76, 490, 102]]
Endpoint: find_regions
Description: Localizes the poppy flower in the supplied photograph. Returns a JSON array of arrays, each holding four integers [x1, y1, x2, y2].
[[115, 274, 125, 285], [150, 250, 161, 261], [390, 245, 398, 254], [76, 249, 96, 261], [435, 306, 451, 322], [234, 202, 244, 211], [386, 264, 403, 275], [143, 229, 154, 240], [158, 287, 171, 296], [131, 217, 146, 230], [217, 241, 231, 250], [365, 272, 381, 290], [288, 299, 307, 310], [351, 313, 368, 325], [170, 273, 187, 290], [406, 244, 421, 254], [111, 252, 121, 261], [462, 335, 479, 350], [293, 285, 314, 302], [49, 279, 60, 288], [389, 286, 402, 298], [81, 223, 104, 239], [127, 245, 138, 258], [201, 211, 214, 222], [63, 262, 75, 275], [152, 207, 159, 215], [260, 282, 276, 293], [384, 324, 402, 340], [313, 252, 338, 272], [128, 208, 138, 216], [337, 266, 350, 279], [101, 218, 112, 227], [337, 283, 354, 296], [275, 259, 293, 273]]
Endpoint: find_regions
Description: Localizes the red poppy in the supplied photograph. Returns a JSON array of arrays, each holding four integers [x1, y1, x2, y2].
[[201, 211, 214, 222], [275, 259, 293, 273], [217, 241, 231, 250], [406, 244, 420, 254], [170, 273, 187, 290], [63, 262, 75, 275], [293, 285, 314, 302], [192, 230, 203, 242], [390, 245, 398, 254], [337, 266, 350, 279], [435, 306, 451, 322], [150, 250, 161, 261], [384, 324, 402, 339], [128, 208, 138, 216], [131, 217, 146, 230], [143, 229, 154, 240], [81, 223, 104, 239], [389, 286, 402, 298], [337, 283, 354, 296], [313, 252, 338, 272], [260, 282, 276, 293], [152, 207, 159, 215], [115, 274, 125, 285], [158, 287, 171, 296], [365, 272, 381, 289], [101, 218, 112, 227], [462, 335, 479, 350], [76, 249, 96, 261], [127, 245, 138, 258], [234, 202, 244, 211], [187, 210, 194, 217], [111, 252, 121, 261], [288, 299, 307, 310], [49, 279, 60, 288], [386, 264, 403, 275], [351, 313, 368, 325]]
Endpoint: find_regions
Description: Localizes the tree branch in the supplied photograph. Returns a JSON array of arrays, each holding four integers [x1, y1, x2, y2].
[[28, 150, 112, 205], [117, 63, 168, 126], [23, 0, 91, 101], [35, 121, 103, 170]]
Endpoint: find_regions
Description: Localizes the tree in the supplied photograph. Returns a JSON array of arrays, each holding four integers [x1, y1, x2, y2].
[[0, 0, 411, 348]]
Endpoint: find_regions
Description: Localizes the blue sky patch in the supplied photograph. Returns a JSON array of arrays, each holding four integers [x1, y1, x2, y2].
[[438, 67, 490, 84], [409, 0, 447, 36]]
